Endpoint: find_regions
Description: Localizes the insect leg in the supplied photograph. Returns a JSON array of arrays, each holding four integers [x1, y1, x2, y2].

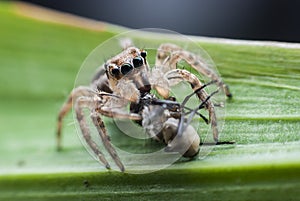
[[183, 106, 209, 124]]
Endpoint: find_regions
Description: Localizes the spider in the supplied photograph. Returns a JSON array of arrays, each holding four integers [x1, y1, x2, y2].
[[56, 41, 232, 172]]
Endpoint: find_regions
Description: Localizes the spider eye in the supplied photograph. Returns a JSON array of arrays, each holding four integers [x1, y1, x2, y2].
[[132, 57, 143, 68], [141, 50, 147, 58], [111, 67, 120, 76], [141, 50, 147, 59], [121, 63, 133, 75]]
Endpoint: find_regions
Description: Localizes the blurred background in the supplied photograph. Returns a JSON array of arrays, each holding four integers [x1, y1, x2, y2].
[[22, 0, 300, 42]]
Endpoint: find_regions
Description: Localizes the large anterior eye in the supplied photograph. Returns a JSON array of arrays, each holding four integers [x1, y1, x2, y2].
[[132, 56, 143, 68], [121, 63, 133, 75], [110, 67, 120, 76], [141, 50, 147, 58]]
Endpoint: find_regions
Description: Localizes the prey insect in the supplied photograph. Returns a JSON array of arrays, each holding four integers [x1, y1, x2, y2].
[[140, 83, 234, 158], [56, 40, 232, 172]]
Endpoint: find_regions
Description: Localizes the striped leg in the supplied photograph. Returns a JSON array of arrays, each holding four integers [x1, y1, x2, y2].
[[91, 114, 125, 172], [156, 43, 232, 98], [165, 69, 219, 142], [74, 96, 112, 170], [56, 86, 97, 150]]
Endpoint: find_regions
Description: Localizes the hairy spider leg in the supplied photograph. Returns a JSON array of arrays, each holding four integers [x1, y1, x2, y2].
[[90, 114, 125, 172], [179, 89, 219, 141], [74, 96, 112, 170], [156, 43, 232, 98], [57, 86, 142, 172], [165, 69, 218, 142], [182, 89, 235, 146], [57, 86, 97, 150]]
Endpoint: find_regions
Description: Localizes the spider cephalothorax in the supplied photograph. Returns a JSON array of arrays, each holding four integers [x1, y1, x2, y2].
[[56, 40, 232, 172]]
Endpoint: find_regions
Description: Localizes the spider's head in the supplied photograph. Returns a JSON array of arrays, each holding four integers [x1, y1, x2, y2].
[[105, 47, 149, 92]]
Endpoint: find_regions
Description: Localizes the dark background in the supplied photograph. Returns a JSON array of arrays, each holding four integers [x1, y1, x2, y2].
[[22, 0, 300, 42]]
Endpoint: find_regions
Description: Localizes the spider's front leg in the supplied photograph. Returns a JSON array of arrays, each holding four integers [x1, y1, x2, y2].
[[75, 94, 142, 172], [156, 43, 232, 98], [90, 113, 125, 171], [165, 69, 219, 142], [74, 96, 114, 170], [92, 96, 142, 172], [57, 86, 97, 150]]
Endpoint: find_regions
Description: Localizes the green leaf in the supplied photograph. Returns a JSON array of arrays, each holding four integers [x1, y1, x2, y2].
[[0, 2, 299, 200]]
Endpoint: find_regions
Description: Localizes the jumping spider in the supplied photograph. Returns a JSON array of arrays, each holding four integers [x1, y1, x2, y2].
[[56, 41, 232, 172]]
